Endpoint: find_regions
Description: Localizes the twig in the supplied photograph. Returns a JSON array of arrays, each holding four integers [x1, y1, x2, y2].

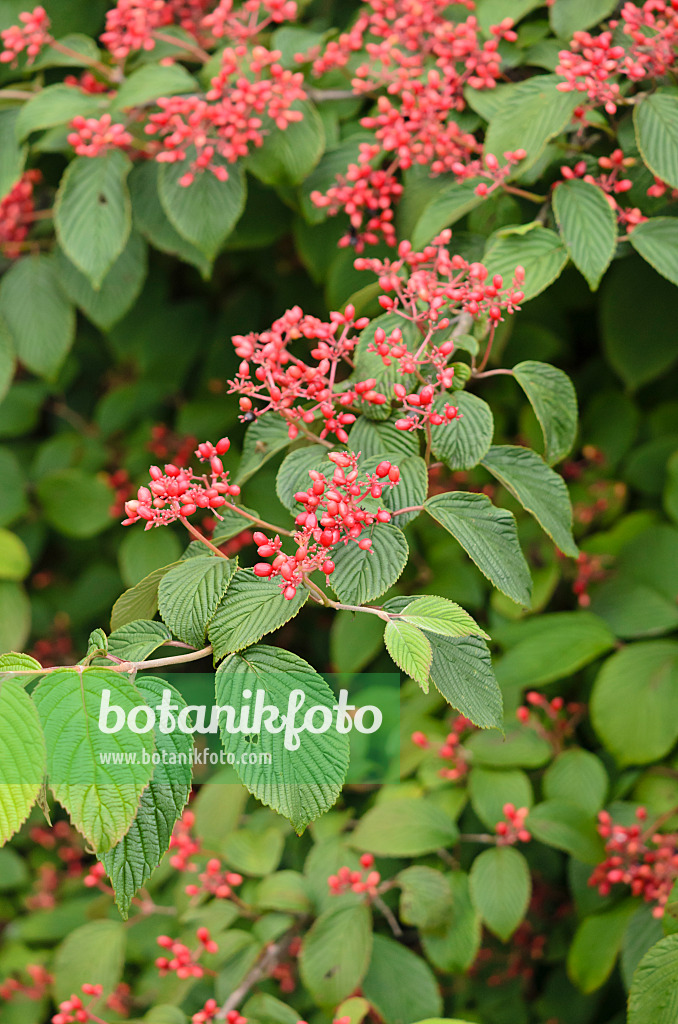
[[219, 936, 291, 1016]]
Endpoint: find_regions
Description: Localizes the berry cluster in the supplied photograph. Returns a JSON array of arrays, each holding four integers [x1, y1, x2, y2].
[[0, 170, 41, 258], [0, 5, 50, 65], [155, 928, 218, 978], [558, 151, 646, 228], [169, 808, 201, 869], [328, 854, 381, 897], [590, 808, 678, 918], [184, 857, 244, 900], [0, 964, 52, 1003], [193, 1003, 246, 1024], [411, 713, 476, 781], [516, 692, 586, 752], [52, 984, 105, 1024], [122, 437, 240, 528], [67, 114, 133, 158], [495, 804, 532, 846], [570, 551, 609, 608], [252, 451, 399, 599]]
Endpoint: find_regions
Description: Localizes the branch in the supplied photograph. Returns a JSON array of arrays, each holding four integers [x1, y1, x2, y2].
[[219, 936, 292, 1016]]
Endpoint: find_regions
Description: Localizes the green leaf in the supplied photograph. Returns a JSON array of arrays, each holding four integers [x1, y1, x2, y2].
[[350, 798, 458, 856], [398, 866, 453, 930], [55, 231, 148, 331], [568, 901, 638, 994], [110, 561, 182, 632], [113, 62, 198, 109], [246, 101, 325, 187], [628, 217, 678, 288], [468, 766, 533, 829], [429, 391, 494, 471], [635, 91, 678, 191], [0, 528, 30, 581], [55, 151, 132, 288], [102, 676, 192, 917], [36, 469, 112, 538], [481, 445, 578, 557], [0, 652, 42, 681], [552, 179, 616, 291], [629, 934, 678, 1024], [236, 413, 292, 484], [158, 158, 246, 261], [398, 595, 489, 640], [384, 619, 432, 687], [0, 679, 45, 845], [543, 749, 608, 816], [224, 827, 285, 876], [118, 526, 183, 588], [0, 317, 15, 405], [425, 491, 532, 607], [208, 569, 308, 659], [0, 108, 26, 200], [484, 76, 580, 177], [427, 633, 503, 729], [420, 871, 481, 973], [129, 161, 211, 276], [410, 178, 485, 249], [299, 904, 372, 1006], [330, 524, 409, 605], [106, 620, 172, 663], [215, 645, 349, 832], [483, 225, 568, 302], [372, 454, 427, 526], [15, 84, 105, 141], [348, 416, 420, 461], [0, 254, 75, 381], [276, 444, 329, 509], [601, 256, 678, 389], [33, 668, 154, 852], [493, 612, 616, 690], [53, 920, 125, 1003], [666, 452, 678, 524], [590, 641, 678, 767], [465, 727, 552, 769], [513, 360, 578, 465], [158, 555, 237, 648], [256, 870, 312, 913], [550, 0, 619, 35], [362, 934, 443, 1024], [527, 800, 604, 864], [0, 581, 30, 653], [469, 846, 531, 941]]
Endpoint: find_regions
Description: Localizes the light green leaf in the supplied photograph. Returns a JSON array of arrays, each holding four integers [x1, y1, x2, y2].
[[411, 178, 485, 249], [158, 158, 246, 261], [465, 727, 552, 769], [469, 846, 531, 941], [483, 224, 568, 301], [55, 150, 132, 288], [635, 91, 678, 191], [0, 528, 30, 581], [527, 800, 604, 863], [102, 676, 192, 917], [425, 491, 532, 607], [568, 901, 638, 994], [628, 217, 678, 288], [481, 445, 578, 557], [36, 469, 112, 538], [0, 679, 45, 845], [0, 652, 42, 681], [33, 668, 154, 852], [398, 595, 489, 640], [468, 766, 533, 829], [54, 231, 148, 332], [208, 569, 308, 660], [0, 254, 75, 381], [513, 360, 578, 465], [330, 524, 408, 605], [158, 555, 237, 647], [543, 749, 608, 816], [398, 866, 453, 930], [628, 934, 678, 1024], [420, 871, 481, 973], [53, 920, 125, 1003], [384, 619, 432, 687], [484, 76, 580, 176], [299, 904, 372, 1006], [590, 641, 678, 767], [362, 934, 443, 1024], [15, 84, 105, 140], [429, 391, 494, 471], [350, 798, 458, 856], [215, 646, 349, 832], [550, 0, 619, 35], [246, 101, 325, 187], [224, 827, 285, 876], [113, 62, 198, 109], [0, 108, 26, 200], [553, 180, 616, 290], [110, 561, 182, 632], [0, 581, 30, 654]]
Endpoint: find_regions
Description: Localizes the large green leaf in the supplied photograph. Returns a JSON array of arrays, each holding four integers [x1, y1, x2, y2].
[[350, 798, 458, 856], [276, 444, 330, 509], [628, 934, 678, 1024], [469, 846, 531, 941], [0, 317, 15, 405], [158, 158, 246, 261], [513, 360, 578, 465], [362, 934, 443, 1024], [628, 217, 678, 288], [568, 901, 638, 994], [550, 0, 619, 35], [158, 555, 237, 647], [553, 179, 616, 291], [493, 612, 615, 691], [105, 620, 173, 663], [15, 84, 105, 140], [102, 677, 192, 917], [429, 391, 494, 471], [0, 108, 26, 200], [398, 866, 453, 930], [384, 619, 432, 687], [55, 150, 133, 288], [110, 561, 182, 632], [299, 904, 372, 1006], [427, 633, 503, 729], [425, 491, 532, 607], [54, 231, 148, 331], [236, 413, 292, 484], [420, 871, 481, 973], [484, 75, 579, 176], [208, 569, 308, 660], [112, 62, 198, 109], [527, 800, 604, 864], [0, 254, 75, 381], [33, 668, 154, 851], [330, 524, 409, 605], [246, 101, 325, 187], [410, 178, 485, 249], [36, 469, 113, 539], [215, 646, 349, 832], [590, 641, 678, 767], [129, 161, 210, 276], [0, 679, 45, 845], [53, 919, 125, 1003], [543, 749, 608, 816], [481, 445, 578, 557], [468, 766, 533, 829], [634, 91, 678, 191], [483, 225, 568, 302], [348, 416, 420, 461]]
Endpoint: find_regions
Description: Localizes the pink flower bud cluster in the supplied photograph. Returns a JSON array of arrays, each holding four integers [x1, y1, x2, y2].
[[589, 808, 678, 918], [0, 5, 50, 65], [52, 985, 104, 1024], [0, 964, 52, 1004], [122, 437, 240, 528], [495, 804, 531, 846], [184, 857, 244, 899], [558, 150, 646, 228], [0, 170, 41, 259], [193, 1003, 246, 1024], [67, 114, 134, 158], [156, 928, 218, 979], [168, 809, 201, 869], [203, 0, 297, 43], [253, 451, 399, 599], [328, 853, 381, 896], [411, 713, 475, 781]]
